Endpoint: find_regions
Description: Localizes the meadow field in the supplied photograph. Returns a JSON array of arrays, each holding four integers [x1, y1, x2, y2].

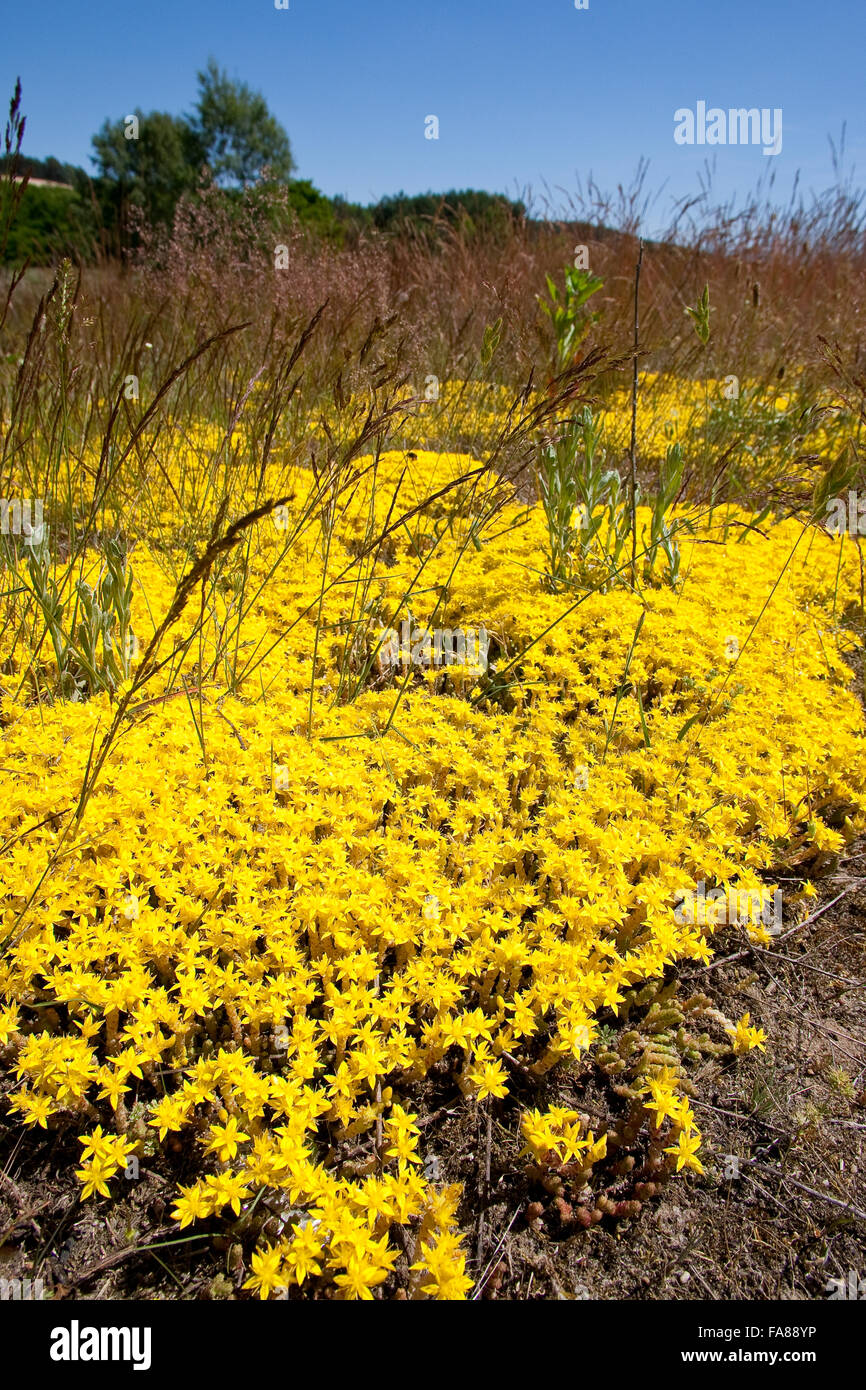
[[1, 106, 866, 1305]]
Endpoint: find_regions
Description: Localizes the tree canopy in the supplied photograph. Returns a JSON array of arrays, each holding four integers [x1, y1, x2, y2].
[[90, 59, 295, 228], [91, 110, 202, 227], [191, 59, 295, 187]]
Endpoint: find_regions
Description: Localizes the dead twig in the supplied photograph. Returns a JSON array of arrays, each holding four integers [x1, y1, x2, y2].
[[749, 946, 864, 988], [0, 1164, 27, 1211], [689, 1099, 791, 1137], [213, 700, 249, 751], [685, 1263, 717, 1298], [628, 238, 644, 584], [755, 1167, 866, 1223], [687, 888, 854, 976], [474, 1104, 493, 1267], [472, 1208, 521, 1300]]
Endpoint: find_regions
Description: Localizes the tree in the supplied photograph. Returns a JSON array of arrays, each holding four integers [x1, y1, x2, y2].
[[90, 64, 296, 241], [191, 59, 295, 187], [2, 183, 97, 265], [369, 189, 525, 240], [91, 109, 203, 228]]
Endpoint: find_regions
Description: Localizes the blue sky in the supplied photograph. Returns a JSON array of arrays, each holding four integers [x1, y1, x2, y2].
[[3, 0, 863, 228]]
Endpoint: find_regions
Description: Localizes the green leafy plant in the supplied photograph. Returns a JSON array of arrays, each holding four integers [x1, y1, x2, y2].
[[480, 316, 502, 369], [537, 413, 689, 593], [536, 420, 583, 591], [538, 265, 604, 367], [685, 283, 711, 345], [642, 442, 685, 586], [19, 533, 137, 699], [537, 408, 631, 591]]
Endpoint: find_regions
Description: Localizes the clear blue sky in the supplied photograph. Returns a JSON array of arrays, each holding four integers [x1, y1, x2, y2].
[[3, 0, 863, 228]]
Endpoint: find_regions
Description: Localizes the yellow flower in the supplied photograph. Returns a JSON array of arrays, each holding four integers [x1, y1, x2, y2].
[[0, 1005, 20, 1045], [467, 1059, 508, 1101], [205, 1171, 250, 1216], [726, 1012, 767, 1055], [242, 1245, 286, 1300], [172, 1183, 213, 1229], [204, 1116, 250, 1162], [281, 1223, 324, 1286], [664, 1130, 705, 1174], [76, 1155, 116, 1200]]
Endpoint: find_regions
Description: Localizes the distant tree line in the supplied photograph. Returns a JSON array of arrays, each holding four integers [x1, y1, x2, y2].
[[0, 62, 525, 265]]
